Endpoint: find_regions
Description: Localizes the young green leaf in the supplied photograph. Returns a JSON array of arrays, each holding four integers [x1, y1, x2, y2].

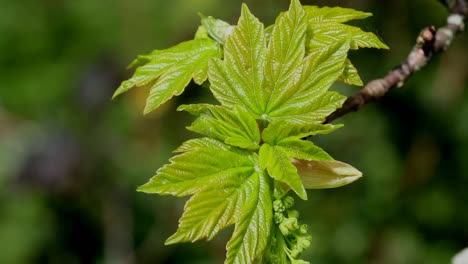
[[261, 121, 338, 161], [276, 138, 333, 162], [304, 6, 372, 23], [209, 4, 266, 115], [259, 143, 307, 200], [262, 121, 341, 143], [139, 137, 273, 264], [200, 14, 234, 44], [178, 104, 260, 150], [304, 5, 388, 50], [304, 5, 388, 86], [308, 22, 388, 50], [121, 1, 387, 263], [138, 138, 254, 197], [267, 39, 350, 124], [264, 0, 308, 113], [225, 169, 273, 264], [258, 121, 336, 198], [113, 38, 221, 114]]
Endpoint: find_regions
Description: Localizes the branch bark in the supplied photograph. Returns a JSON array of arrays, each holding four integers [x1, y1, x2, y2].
[[325, 0, 467, 124]]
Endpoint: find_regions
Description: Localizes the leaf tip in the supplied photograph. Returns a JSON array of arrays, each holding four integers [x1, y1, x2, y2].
[[176, 104, 188, 112], [240, 3, 249, 11], [290, 0, 302, 9], [354, 79, 364, 86], [297, 187, 308, 200], [240, 3, 254, 18], [362, 12, 373, 18], [164, 234, 181, 245], [143, 103, 155, 115], [137, 182, 153, 193], [111, 89, 122, 100], [381, 42, 390, 50], [112, 82, 130, 99]]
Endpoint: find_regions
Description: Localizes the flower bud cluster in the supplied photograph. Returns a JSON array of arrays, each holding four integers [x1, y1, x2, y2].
[[265, 192, 312, 264]]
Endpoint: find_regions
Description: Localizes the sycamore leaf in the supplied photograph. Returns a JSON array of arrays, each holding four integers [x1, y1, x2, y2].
[[258, 117, 340, 197], [138, 138, 254, 197], [304, 5, 388, 50], [113, 38, 221, 114], [276, 138, 333, 162], [259, 143, 307, 200], [209, 4, 266, 115], [262, 121, 341, 143], [304, 5, 387, 86], [225, 169, 273, 264], [208, 1, 358, 124], [130, 2, 381, 263], [308, 22, 388, 50], [258, 121, 335, 196], [293, 159, 362, 189], [200, 14, 234, 44], [178, 104, 260, 150], [267, 39, 350, 124], [304, 6, 372, 23], [139, 137, 272, 264], [165, 186, 242, 244], [264, 0, 308, 113]]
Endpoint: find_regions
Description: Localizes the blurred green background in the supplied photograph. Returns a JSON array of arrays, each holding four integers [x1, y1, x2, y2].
[[0, 0, 466, 263]]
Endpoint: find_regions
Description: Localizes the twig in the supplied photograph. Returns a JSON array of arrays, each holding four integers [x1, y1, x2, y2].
[[325, 0, 467, 124]]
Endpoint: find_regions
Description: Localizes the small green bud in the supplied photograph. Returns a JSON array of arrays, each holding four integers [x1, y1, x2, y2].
[[297, 236, 311, 250], [266, 253, 280, 264], [279, 218, 299, 235], [273, 200, 285, 212], [287, 210, 299, 219], [299, 224, 309, 234], [290, 247, 300, 258], [283, 196, 295, 208], [273, 188, 283, 199], [274, 212, 284, 224]]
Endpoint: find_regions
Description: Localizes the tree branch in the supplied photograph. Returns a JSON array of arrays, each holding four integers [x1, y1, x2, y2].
[[325, 0, 467, 124]]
